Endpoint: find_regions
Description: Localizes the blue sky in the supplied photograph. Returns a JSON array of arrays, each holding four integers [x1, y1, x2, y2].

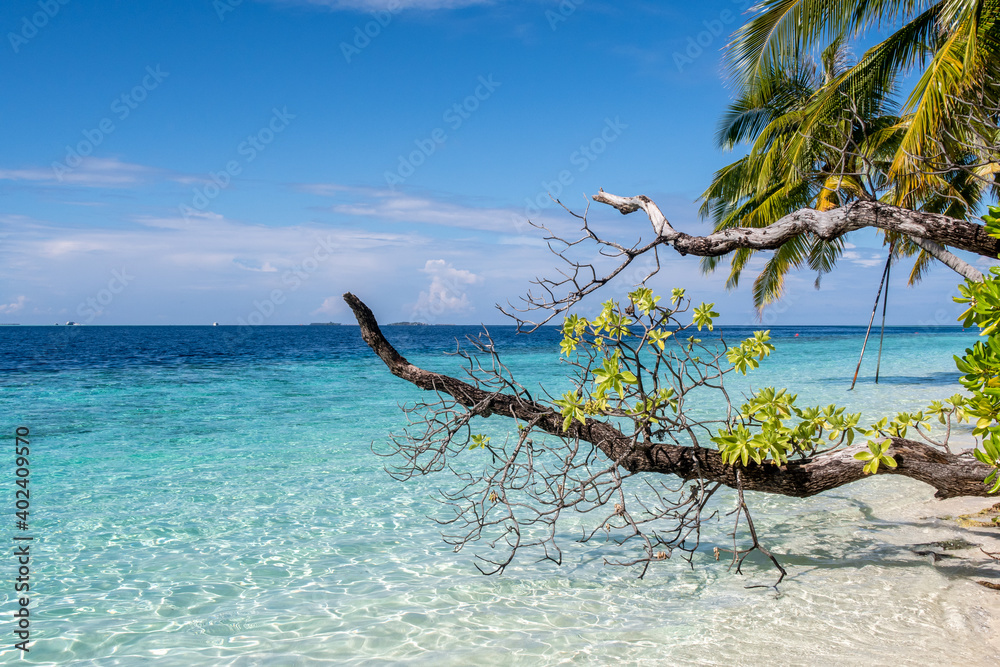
[[0, 0, 981, 326]]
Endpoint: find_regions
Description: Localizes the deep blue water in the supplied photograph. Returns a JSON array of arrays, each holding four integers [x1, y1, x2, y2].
[[0, 322, 972, 368]]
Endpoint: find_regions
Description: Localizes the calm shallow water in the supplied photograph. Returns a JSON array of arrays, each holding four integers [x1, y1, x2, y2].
[[1, 325, 997, 665]]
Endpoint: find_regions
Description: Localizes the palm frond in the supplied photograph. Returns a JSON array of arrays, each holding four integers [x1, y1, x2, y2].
[[752, 233, 811, 310]]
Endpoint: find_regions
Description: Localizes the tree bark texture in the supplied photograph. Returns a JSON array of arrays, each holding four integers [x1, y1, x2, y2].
[[592, 192, 994, 282]]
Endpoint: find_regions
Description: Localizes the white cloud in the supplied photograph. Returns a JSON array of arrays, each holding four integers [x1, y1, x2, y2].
[[0, 157, 225, 191], [322, 186, 575, 236], [296, 183, 374, 197], [334, 192, 521, 232], [139, 211, 226, 229], [411, 259, 482, 321], [842, 250, 885, 268], [0, 211, 444, 324], [234, 258, 280, 272], [0, 296, 26, 315], [0, 213, 422, 281], [313, 296, 345, 316], [0, 157, 157, 188], [40, 237, 127, 257]]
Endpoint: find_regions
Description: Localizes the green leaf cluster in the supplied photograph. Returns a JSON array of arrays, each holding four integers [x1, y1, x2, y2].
[[924, 396, 968, 425], [726, 330, 775, 375], [956, 266, 1000, 335], [692, 302, 720, 331], [554, 290, 690, 433], [853, 440, 897, 475], [553, 390, 587, 432], [712, 388, 862, 466], [982, 204, 1000, 238], [549, 287, 993, 489], [468, 434, 491, 450], [592, 351, 638, 400], [559, 300, 636, 359], [973, 432, 1000, 494], [954, 254, 1000, 493], [628, 388, 678, 426], [629, 287, 660, 315]]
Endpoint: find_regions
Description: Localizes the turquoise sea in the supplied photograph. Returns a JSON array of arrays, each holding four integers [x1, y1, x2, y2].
[[1, 324, 998, 665]]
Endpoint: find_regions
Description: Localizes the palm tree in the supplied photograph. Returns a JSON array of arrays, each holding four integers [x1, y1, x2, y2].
[[728, 0, 1000, 185], [702, 0, 1000, 311], [700, 39, 904, 308]]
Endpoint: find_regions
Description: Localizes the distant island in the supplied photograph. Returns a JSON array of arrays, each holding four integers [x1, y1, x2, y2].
[[309, 322, 342, 326], [387, 322, 429, 326]]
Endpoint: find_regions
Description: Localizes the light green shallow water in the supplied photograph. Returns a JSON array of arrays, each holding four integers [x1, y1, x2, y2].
[[0, 325, 997, 665]]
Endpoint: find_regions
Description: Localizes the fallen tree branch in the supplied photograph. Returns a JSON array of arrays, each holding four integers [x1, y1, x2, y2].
[[503, 194, 993, 330], [344, 292, 994, 499], [910, 237, 983, 282], [592, 192, 992, 282]]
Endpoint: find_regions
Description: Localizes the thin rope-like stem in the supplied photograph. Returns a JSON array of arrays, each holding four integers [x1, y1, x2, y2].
[[875, 248, 892, 384], [851, 244, 893, 390]]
